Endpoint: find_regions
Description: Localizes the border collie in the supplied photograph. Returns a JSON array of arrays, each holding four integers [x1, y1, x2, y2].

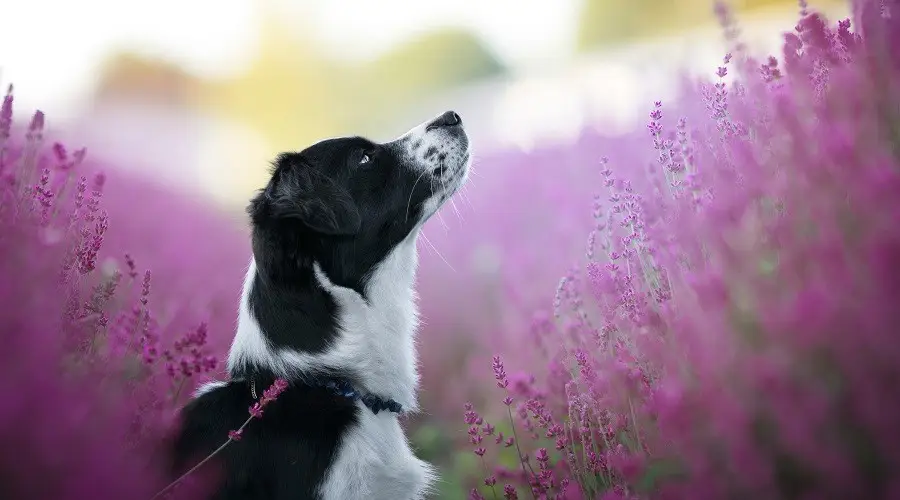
[[171, 111, 469, 500]]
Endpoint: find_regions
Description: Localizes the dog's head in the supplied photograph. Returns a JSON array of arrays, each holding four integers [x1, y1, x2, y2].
[[248, 110, 469, 290]]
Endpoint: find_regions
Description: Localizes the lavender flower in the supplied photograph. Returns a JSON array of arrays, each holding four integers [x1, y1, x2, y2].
[[0, 87, 245, 498], [465, 1, 900, 497]]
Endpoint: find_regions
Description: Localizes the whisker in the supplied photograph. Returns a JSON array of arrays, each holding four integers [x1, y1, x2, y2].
[[450, 198, 461, 220], [405, 169, 430, 223], [433, 159, 452, 231], [458, 182, 471, 202], [436, 210, 449, 231], [421, 231, 455, 272], [459, 186, 475, 210]]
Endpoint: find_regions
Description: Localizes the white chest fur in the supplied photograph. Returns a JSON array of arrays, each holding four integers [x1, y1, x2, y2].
[[319, 406, 436, 500], [228, 234, 422, 411], [226, 231, 435, 498], [314, 236, 435, 498]]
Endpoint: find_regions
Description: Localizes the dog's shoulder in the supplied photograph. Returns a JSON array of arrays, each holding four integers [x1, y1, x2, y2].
[[172, 379, 363, 500], [178, 380, 249, 436], [171, 380, 252, 478]]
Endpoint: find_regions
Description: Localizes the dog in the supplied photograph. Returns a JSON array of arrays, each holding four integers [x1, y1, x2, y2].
[[171, 110, 469, 500]]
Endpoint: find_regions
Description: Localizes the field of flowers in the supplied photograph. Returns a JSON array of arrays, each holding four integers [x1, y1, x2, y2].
[[1, 0, 899, 498]]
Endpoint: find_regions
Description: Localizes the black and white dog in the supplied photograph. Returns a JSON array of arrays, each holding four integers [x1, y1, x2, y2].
[[172, 111, 469, 499]]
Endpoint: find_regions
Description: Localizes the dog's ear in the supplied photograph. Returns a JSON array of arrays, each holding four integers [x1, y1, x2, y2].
[[255, 155, 361, 236]]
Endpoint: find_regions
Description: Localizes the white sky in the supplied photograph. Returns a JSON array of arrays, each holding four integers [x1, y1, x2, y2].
[[297, 0, 582, 65], [3, 0, 840, 205], [0, 0, 581, 117]]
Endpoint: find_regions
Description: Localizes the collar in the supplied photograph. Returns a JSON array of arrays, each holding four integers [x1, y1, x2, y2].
[[250, 377, 403, 415]]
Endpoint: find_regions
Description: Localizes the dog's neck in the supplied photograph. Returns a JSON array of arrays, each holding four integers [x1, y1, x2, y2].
[[227, 232, 422, 413]]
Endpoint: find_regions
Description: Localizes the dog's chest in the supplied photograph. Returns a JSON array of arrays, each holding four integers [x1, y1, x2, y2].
[[318, 407, 434, 500]]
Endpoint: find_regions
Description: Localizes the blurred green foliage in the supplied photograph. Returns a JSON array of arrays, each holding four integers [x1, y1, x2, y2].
[[409, 422, 475, 499], [92, 11, 503, 198], [353, 28, 505, 131], [368, 28, 505, 96], [409, 412, 572, 499], [201, 18, 501, 150], [576, 0, 829, 49]]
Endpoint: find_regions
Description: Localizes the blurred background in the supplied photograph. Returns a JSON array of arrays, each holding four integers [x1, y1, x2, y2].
[[2, 0, 847, 209], [0, 0, 851, 497]]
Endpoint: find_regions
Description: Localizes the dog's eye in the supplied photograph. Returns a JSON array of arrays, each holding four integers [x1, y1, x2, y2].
[[359, 149, 376, 166]]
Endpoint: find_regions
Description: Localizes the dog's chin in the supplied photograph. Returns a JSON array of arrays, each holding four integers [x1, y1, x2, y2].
[[441, 157, 469, 198], [391, 110, 471, 225], [415, 168, 467, 225], [427, 128, 470, 191]]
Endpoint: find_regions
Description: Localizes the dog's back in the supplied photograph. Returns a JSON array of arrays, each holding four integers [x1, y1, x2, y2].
[[174, 377, 435, 500], [173, 377, 358, 500]]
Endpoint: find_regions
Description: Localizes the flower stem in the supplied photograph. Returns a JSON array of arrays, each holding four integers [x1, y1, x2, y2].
[[481, 456, 499, 500], [506, 406, 539, 500], [171, 378, 186, 405], [627, 397, 645, 453], [150, 415, 253, 499]]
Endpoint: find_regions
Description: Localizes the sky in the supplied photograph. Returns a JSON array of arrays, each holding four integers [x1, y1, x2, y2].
[[1, 0, 847, 156], [3, 0, 845, 205], [298, 0, 582, 65], [0, 0, 581, 117]]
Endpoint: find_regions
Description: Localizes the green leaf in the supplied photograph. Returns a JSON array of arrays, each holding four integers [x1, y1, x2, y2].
[[635, 458, 686, 493]]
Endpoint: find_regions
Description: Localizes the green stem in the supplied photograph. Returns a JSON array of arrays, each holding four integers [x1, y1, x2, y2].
[[50, 171, 73, 221], [506, 406, 539, 500], [171, 378, 187, 405], [628, 397, 645, 454], [480, 455, 499, 500]]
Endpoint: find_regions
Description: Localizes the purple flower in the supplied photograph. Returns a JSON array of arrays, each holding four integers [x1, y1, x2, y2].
[[0, 84, 12, 140], [462, 2, 900, 497], [0, 86, 245, 499], [492, 355, 509, 389]]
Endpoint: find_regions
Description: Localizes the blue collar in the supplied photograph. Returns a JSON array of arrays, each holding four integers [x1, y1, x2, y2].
[[250, 376, 403, 415], [316, 378, 404, 415]]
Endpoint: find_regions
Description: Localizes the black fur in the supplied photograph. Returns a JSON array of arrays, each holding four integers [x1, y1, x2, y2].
[[171, 114, 467, 500], [240, 137, 435, 362], [173, 371, 359, 500]]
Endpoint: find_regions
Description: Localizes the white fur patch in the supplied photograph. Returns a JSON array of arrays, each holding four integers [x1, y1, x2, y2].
[[192, 380, 227, 398], [226, 233, 421, 412], [310, 234, 422, 411], [318, 407, 437, 500], [226, 259, 279, 374]]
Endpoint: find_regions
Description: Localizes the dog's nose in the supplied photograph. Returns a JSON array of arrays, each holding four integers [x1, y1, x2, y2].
[[427, 111, 462, 130]]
